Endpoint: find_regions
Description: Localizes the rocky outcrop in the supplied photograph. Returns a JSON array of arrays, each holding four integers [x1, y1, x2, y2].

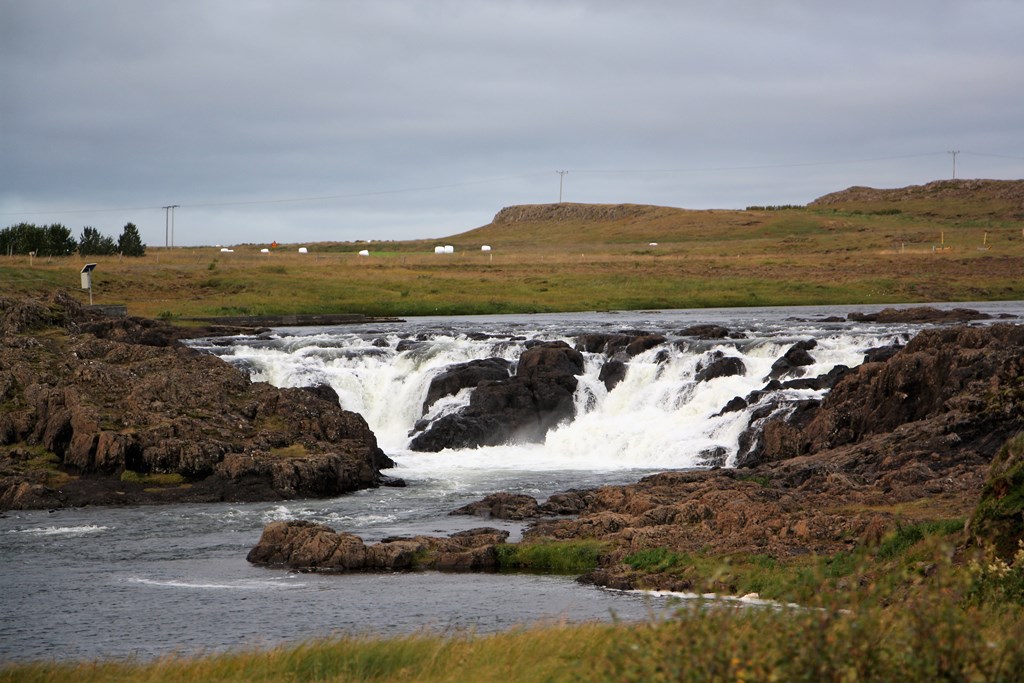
[[437, 323, 1024, 591], [246, 520, 508, 572], [846, 307, 992, 324], [0, 292, 395, 510], [409, 341, 583, 451]]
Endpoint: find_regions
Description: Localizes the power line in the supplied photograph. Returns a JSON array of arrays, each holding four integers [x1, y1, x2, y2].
[[565, 152, 951, 175], [1, 150, 1018, 219]]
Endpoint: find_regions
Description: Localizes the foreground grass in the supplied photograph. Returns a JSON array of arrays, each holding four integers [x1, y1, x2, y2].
[[5, 598, 1022, 682], [6, 524, 1024, 682]]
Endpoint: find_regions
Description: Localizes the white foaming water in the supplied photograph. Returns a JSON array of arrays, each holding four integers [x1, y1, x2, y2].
[[200, 319, 910, 476], [127, 577, 306, 590], [7, 525, 110, 536]]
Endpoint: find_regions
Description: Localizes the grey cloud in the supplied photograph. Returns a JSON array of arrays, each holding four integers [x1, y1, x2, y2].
[[2, 0, 1022, 245]]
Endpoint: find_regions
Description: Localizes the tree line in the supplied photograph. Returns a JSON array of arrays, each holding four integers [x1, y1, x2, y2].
[[0, 222, 146, 257]]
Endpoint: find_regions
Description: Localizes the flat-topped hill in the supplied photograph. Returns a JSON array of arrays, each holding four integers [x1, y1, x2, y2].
[[810, 179, 1024, 221]]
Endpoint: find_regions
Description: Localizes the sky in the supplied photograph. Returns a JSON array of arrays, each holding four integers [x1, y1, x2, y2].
[[2, 0, 1023, 248]]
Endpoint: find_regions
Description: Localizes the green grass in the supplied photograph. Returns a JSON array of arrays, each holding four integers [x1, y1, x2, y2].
[[119, 470, 186, 486], [4, 190, 1024, 320], [496, 540, 608, 573], [4, 591, 1023, 683]]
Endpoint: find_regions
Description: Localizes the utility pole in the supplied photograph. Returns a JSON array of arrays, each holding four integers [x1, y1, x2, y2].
[[947, 150, 960, 179], [556, 170, 568, 203], [162, 205, 179, 247]]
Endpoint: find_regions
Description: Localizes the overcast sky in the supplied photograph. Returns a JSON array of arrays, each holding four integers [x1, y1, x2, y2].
[[2, 0, 1022, 247]]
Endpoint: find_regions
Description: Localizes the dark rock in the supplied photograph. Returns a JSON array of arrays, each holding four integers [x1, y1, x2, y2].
[[301, 384, 341, 404], [846, 307, 991, 323], [713, 396, 748, 417], [246, 520, 509, 572], [766, 340, 817, 380], [0, 294, 391, 510], [863, 344, 904, 364], [449, 492, 542, 520], [395, 339, 424, 353], [575, 333, 631, 355], [410, 342, 583, 452], [695, 355, 746, 383], [677, 324, 731, 339], [780, 365, 851, 391], [625, 334, 667, 357], [422, 358, 512, 412], [598, 360, 628, 392], [539, 490, 594, 515]]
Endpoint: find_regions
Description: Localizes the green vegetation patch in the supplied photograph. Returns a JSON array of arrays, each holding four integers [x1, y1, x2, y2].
[[119, 470, 185, 486], [496, 540, 607, 574]]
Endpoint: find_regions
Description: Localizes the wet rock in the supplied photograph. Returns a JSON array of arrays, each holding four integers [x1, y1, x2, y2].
[[598, 360, 628, 392], [247, 520, 509, 572], [626, 334, 667, 357], [695, 355, 746, 383], [421, 358, 513, 412], [449, 492, 542, 520], [846, 307, 991, 323], [863, 344, 904, 364], [766, 340, 817, 380], [714, 396, 749, 417], [677, 324, 731, 339], [410, 342, 583, 452]]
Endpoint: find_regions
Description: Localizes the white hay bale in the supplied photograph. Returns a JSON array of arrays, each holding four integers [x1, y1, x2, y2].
[[298, 247, 308, 254], [260, 248, 270, 253], [434, 246, 445, 254], [219, 248, 233, 253], [649, 242, 658, 247], [481, 245, 492, 251], [444, 245, 454, 254], [358, 249, 370, 257]]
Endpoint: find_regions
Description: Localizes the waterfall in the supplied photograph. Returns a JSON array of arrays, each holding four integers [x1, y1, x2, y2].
[[196, 321, 905, 473]]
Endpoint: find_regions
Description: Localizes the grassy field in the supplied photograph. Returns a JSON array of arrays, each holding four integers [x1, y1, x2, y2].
[[4, 195, 1024, 320]]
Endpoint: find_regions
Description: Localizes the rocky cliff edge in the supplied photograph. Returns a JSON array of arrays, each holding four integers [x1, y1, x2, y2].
[[0, 292, 395, 510]]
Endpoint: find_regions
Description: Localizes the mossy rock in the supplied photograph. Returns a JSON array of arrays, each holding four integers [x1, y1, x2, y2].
[[969, 432, 1024, 560]]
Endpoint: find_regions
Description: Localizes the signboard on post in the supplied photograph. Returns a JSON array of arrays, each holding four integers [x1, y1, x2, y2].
[[81, 263, 97, 304]]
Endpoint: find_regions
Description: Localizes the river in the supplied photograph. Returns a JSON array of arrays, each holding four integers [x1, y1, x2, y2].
[[2, 302, 1020, 662]]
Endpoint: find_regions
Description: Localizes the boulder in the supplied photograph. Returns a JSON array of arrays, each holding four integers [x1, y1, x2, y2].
[[695, 355, 746, 383], [766, 340, 817, 380], [449, 492, 542, 520], [410, 342, 583, 451], [422, 358, 512, 412], [677, 324, 731, 339], [247, 520, 509, 572], [598, 360, 628, 392]]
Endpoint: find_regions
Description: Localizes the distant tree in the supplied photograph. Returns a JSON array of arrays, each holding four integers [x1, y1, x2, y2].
[[0, 222, 75, 256], [78, 226, 117, 256], [117, 222, 146, 256], [43, 224, 77, 256]]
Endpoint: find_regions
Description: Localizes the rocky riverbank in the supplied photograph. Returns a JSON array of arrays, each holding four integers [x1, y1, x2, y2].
[[248, 320, 1024, 589], [0, 292, 396, 510]]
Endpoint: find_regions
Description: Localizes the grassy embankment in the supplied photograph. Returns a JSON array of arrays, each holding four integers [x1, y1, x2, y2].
[[3, 186, 1024, 319]]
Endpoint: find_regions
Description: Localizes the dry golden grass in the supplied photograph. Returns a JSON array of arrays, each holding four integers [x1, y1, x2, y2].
[[3, 200, 1023, 319]]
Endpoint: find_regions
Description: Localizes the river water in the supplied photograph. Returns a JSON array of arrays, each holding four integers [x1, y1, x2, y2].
[[2, 302, 1020, 663]]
